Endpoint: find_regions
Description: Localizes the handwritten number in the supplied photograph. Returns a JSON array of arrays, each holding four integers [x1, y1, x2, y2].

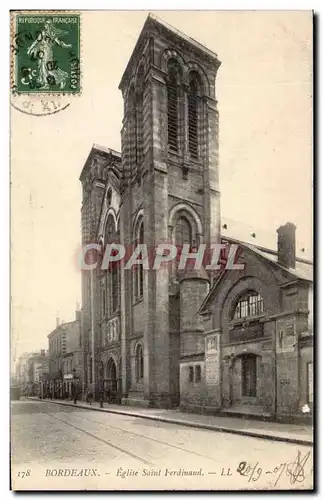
[[273, 463, 286, 487], [237, 462, 247, 475], [237, 461, 262, 482], [238, 451, 311, 487]]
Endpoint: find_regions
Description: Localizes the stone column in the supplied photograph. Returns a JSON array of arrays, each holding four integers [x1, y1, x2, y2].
[[203, 331, 222, 408], [120, 108, 134, 401], [203, 96, 221, 249], [142, 68, 173, 407], [275, 315, 299, 418]]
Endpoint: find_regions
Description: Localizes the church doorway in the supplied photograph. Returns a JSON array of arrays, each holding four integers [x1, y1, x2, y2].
[[104, 358, 118, 403], [241, 354, 257, 398], [231, 353, 259, 407]]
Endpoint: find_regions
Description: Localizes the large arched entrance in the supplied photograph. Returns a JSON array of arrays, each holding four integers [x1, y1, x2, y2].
[[104, 357, 118, 403]]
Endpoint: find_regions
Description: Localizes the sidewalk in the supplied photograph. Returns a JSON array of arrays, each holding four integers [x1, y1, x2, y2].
[[31, 397, 313, 446]]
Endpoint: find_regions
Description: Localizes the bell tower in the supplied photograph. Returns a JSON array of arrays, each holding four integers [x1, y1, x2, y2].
[[119, 14, 221, 408]]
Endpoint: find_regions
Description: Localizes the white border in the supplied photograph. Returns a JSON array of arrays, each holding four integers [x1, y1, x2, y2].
[[2, 2, 319, 499]]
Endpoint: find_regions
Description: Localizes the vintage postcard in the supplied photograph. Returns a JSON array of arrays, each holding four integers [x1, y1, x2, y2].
[[10, 10, 313, 491]]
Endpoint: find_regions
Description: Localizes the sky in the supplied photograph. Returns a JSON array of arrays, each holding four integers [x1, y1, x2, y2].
[[11, 10, 313, 362]]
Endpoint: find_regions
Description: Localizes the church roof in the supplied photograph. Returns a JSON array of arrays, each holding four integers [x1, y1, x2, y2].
[[221, 216, 312, 261], [223, 236, 313, 281], [119, 13, 220, 93], [245, 243, 313, 282], [199, 237, 313, 315], [79, 144, 121, 183]]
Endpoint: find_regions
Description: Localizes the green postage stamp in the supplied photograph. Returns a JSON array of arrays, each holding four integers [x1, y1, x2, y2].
[[11, 12, 81, 94]]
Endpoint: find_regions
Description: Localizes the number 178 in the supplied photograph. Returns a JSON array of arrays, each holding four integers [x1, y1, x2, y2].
[[17, 470, 31, 478]]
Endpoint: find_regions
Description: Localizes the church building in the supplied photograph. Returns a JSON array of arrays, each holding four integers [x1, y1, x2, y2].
[[79, 14, 313, 421]]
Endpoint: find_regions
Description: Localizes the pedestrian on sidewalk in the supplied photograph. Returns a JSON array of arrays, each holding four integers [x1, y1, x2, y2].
[[99, 385, 104, 408], [73, 384, 78, 405], [98, 378, 104, 408], [86, 389, 93, 405]]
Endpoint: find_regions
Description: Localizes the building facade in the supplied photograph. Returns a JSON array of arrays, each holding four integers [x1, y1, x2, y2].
[[197, 224, 313, 420], [47, 310, 82, 398], [15, 350, 49, 396], [16, 352, 33, 390], [79, 15, 313, 420]]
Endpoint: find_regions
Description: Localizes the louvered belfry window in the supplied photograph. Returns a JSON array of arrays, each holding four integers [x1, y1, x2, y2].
[[167, 61, 179, 152], [175, 216, 192, 247], [188, 74, 199, 159]]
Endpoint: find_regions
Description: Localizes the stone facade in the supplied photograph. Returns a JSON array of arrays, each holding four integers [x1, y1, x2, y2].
[[198, 240, 313, 421], [47, 311, 83, 398], [79, 14, 313, 419]]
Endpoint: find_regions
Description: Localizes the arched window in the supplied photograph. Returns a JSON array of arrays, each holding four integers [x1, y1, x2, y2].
[[175, 216, 192, 247], [136, 344, 144, 381], [111, 264, 118, 313], [188, 72, 202, 159], [134, 219, 144, 301], [167, 60, 180, 152], [107, 188, 112, 206], [105, 215, 119, 314], [233, 292, 264, 320], [105, 215, 114, 245]]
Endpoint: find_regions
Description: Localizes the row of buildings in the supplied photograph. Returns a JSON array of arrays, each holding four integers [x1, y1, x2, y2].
[[15, 310, 82, 399], [44, 310, 84, 399], [16, 14, 313, 421], [15, 350, 49, 397]]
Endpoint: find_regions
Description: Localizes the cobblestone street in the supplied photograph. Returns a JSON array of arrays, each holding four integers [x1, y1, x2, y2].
[[11, 400, 313, 490]]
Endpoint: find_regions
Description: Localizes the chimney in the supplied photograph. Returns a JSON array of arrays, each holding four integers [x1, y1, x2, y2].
[[56, 317, 60, 327], [277, 222, 296, 269], [40, 349, 45, 357]]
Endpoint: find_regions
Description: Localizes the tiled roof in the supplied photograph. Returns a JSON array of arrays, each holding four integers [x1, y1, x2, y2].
[[199, 237, 313, 315]]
